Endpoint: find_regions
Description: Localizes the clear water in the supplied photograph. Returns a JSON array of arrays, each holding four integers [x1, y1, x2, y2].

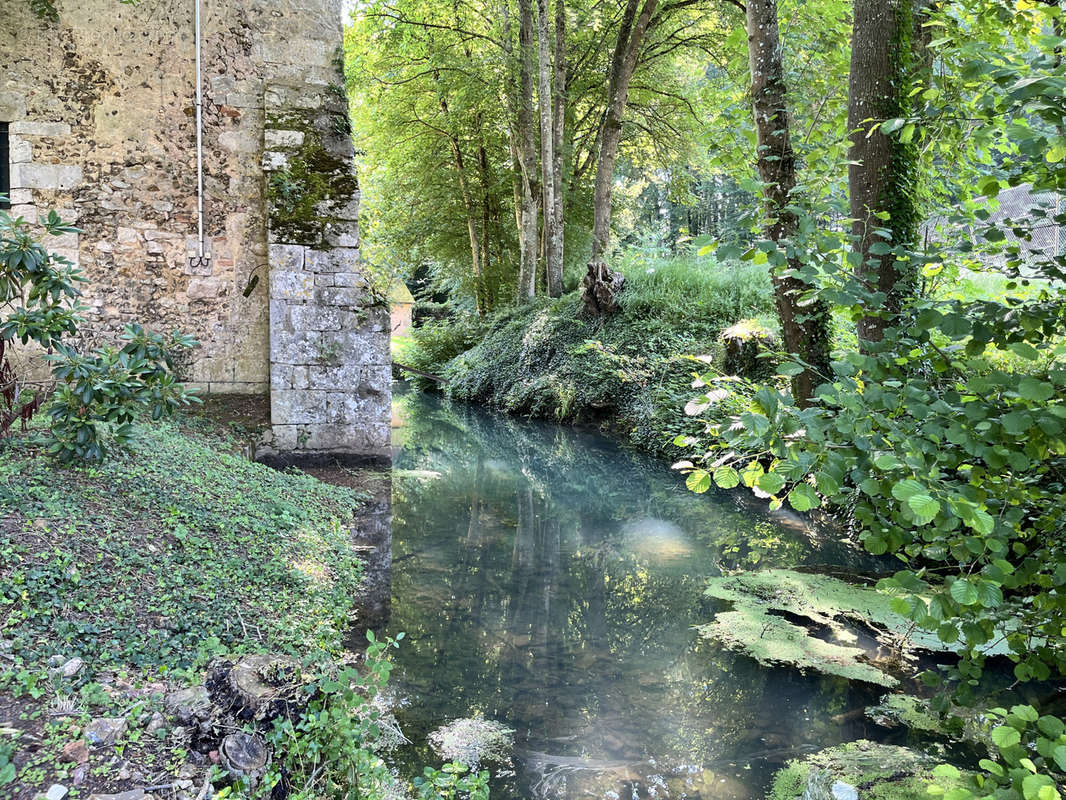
[[343, 389, 895, 799]]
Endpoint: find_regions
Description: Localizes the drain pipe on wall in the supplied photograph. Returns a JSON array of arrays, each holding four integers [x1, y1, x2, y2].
[[190, 0, 210, 271]]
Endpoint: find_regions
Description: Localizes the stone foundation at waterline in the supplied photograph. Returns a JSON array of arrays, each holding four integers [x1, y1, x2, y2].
[[0, 0, 390, 456]]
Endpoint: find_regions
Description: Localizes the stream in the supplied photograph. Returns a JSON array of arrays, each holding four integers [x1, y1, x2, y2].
[[321, 386, 899, 799]]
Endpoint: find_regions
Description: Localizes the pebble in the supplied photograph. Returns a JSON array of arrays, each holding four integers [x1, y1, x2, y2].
[[45, 784, 69, 800], [87, 791, 145, 800], [831, 781, 859, 800], [86, 717, 128, 747], [60, 740, 89, 764], [145, 712, 166, 734], [59, 657, 85, 678]]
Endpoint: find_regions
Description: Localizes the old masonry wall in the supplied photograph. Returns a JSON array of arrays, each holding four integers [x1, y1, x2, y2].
[[0, 0, 390, 456]]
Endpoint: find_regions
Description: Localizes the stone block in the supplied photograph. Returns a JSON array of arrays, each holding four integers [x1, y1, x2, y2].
[[271, 390, 326, 424], [270, 271, 315, 301], [316, 287, 363, 307], [305, 424, 368, 452], [332, 272, 365, 288], [13, 163, 82, 190], [308, 363, 362, 390], [7, 189, 32, 205], [9, 137, 31, 163], [305, 248, 359, 273], [10, 120, 70, 137], [269, 244, 304, 271], [271, 424, 299, 450], [263, 151, 289, 172], [270, 365, 293, 390], [219, 130, 259, 154], [290, 305, 344, 332], [187, 278, 223, 301], [324, 227, 360, 248], [265, 129, 305, 148], [293, 366, 309, 390]]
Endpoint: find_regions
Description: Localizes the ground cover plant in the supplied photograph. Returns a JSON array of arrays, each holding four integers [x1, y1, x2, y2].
[[401, 254, 773, 455]]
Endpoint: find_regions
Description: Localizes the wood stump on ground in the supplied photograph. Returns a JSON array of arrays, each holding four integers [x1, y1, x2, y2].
[[206, 654, 307, 723], [720, 320, 777, 380], [582, 260, 625, 316]]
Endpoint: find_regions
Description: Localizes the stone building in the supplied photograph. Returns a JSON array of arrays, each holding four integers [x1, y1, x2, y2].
[[0, 0, 390, 457]]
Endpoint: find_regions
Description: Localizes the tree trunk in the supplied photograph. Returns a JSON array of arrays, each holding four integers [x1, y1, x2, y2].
[[589, 0, 659, 263], [848, 0, 922, 344], [536, 0, 563, 296], [746, 0, 831, 406], [438, 94, 486, 315], [516, 0, 540, 301], [552, 0, 566, 288], [581, 0, 660, 314]]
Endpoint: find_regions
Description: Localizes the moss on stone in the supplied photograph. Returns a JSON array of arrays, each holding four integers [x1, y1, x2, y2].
[[768, 741, 969, 800], [266, 113, 359, 248]]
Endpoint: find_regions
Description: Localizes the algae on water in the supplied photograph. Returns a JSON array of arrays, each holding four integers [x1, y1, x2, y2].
[[866, 694, 993, 748], [699, 569, 954, 685]]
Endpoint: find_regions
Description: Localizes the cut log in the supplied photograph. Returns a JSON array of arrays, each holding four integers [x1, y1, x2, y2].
[[206, 654, 306, 723], [720, 320, 777, 380], [219, 732, 270, 789], [581, 260, 625, 316]]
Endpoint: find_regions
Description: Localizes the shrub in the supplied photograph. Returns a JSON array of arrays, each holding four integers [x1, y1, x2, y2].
[[0, 204, 198, 461]]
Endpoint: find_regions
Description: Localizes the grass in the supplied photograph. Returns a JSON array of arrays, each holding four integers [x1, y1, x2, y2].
[[401, 253, 776, 456], [0, 413, 370, 799]]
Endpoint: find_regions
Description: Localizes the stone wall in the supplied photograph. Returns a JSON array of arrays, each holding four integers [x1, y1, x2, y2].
[[0, 0, 390, 456]]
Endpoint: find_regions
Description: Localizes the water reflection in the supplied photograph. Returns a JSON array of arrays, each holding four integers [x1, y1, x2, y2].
[[376, 388, 888, 798]]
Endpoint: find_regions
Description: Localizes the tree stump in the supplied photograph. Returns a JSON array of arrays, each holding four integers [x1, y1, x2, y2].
[[582, 260, 625, 316], [206, 654, 306, 723], [219, 732, 271, 790], [720, 320, 777, 380]]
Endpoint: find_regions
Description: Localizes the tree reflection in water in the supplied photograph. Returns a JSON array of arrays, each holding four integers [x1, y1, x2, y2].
[[373, 388, 890, 799]]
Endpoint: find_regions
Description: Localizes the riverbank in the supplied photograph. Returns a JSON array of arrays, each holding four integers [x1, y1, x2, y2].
[[0, 413, 374, 800], [398, 256, 776, 458]]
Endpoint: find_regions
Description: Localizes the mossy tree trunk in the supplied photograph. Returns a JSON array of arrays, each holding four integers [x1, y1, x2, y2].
[[847, 0, 925, 345], [745, 0, 831, 406]]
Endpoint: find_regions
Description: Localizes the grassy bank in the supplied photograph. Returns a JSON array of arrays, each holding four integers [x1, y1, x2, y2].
[[401, 254, 775, 456], [0, 414, 373, 799]]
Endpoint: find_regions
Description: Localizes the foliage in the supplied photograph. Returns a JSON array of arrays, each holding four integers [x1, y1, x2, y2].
[[403, 254, 773, 453], [264, 632, 486, 800], [0, 206, 198, 461], [0, 417, 369, 678], [769, 741, 970, 800], [677, 1, 1066, 795]]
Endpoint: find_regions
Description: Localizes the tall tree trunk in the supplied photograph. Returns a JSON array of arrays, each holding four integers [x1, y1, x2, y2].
[[582, 0, 660, 314], [536, 0, 563, 296], [848, 0, 923, 344], [439, 96, 486, 315], [516, 0, 541, 301], [746, 0, 831, 405], [552, 0, 566, 288]]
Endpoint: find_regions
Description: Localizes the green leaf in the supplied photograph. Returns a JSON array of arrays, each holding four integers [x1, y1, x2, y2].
[[932, 765, 960, 779], [892, 479, 924, 501], [712, 466, 740, 489], [776, 361, 804, 377], [950, 579, 979, 606], [907, 493, 941, 523], [787, 484, 820, 512], [1017, 377, 1055, 402], [757, 472, 787, 495], [990, 725, 1021, 748], [687, 470, 712, 493], [874, 452, 903, 470]]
